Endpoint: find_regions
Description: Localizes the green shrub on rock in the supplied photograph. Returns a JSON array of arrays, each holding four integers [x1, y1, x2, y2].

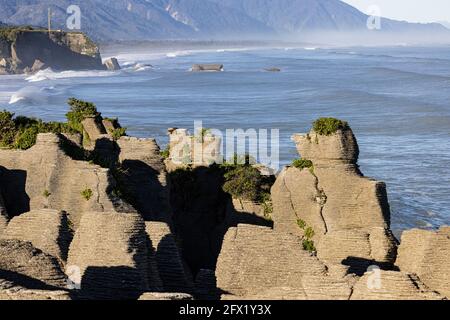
[[66, 98, 100, 133], [313, 118, 349, 136], [222, 165, 262, 202], [0, 110, 17, 147], [292, 159, 314, 172], [110, 127, 127, 141]]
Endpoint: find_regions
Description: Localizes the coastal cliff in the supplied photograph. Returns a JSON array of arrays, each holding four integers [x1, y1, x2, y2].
[[0, 101, 448, 300], [0, 27, 104, 75]]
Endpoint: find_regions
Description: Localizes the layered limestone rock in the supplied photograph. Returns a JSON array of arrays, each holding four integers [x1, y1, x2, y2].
[[145, 222, 193, 293], [0, 192, 8, 236], [396, 226, 450, 298], [0, 239, 67, 289], [216, 224, 443, 300], [216, 224, 353, 300], [0, 133, 118, 227], [166, 128, 222, 170], [0, 278, 71, 300], [66, 211, 150, 299], [1, 209, 72, 263], [272, 124, 397, 273], [139, 292, 193, 300], [117, 137, 172, 222], [350, 271, 443, 300]]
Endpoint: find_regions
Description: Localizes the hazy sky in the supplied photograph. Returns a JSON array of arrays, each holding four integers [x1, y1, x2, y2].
[[342, 0, 450, 23]]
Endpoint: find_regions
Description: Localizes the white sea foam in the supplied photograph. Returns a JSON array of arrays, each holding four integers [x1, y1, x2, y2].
[[25, 68, 117, 82], [8, 86, 57, 105], [166, 50, 191, 58]]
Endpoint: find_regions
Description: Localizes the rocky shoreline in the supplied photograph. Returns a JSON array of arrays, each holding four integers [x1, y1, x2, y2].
[[0, 26, 120, 75], [0, 100, 448, 300]]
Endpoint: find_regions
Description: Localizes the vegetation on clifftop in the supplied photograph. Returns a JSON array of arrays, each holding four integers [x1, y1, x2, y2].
[[66, 98, 100, 134], [292, 158, 314, 173], [0, 110, 75, 150], [313, 117, 349, 136]]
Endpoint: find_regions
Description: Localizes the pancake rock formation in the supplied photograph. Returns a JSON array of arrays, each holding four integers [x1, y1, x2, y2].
[[271, 119, 397, 273]]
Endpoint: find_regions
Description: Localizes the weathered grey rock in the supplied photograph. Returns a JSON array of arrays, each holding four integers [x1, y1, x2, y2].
[[264, 67, 281, 72], [0, 133, 118, 228], [396, 227, 450, 298], [1, 209, 72, 263], [216, 224, 352, 300], [0, 278, 71, 300], [66, 211, 150, 299], [139, 292, 193, 300], [0, 239, 67, 289], [103, 57, 121, 71], [271, 125, 397, 273], [351, 270, 444, 300], [81, 117, 106, 146], [145, 222, 193, 293], [117, 137, 172, 222], [192, 64, 223, 72], [31, 59, 46, 73]]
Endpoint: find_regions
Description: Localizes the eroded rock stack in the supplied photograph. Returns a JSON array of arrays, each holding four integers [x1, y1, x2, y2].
[[145, 222, 193, 293], [0, 134, 118, 227], [1, 209, 72, 263], [66, 211, 149, 299], [118, 137, 172, 222], [166, 128, 222, 170], [272, 123, 397, 273], [216, 224, 352, 300]]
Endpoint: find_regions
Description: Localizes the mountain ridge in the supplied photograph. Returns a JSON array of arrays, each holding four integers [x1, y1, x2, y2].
[[0, 0, 447, 41]]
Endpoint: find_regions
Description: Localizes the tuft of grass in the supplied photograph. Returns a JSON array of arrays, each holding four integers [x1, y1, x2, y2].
[[296, 219, 317, 253], [297, 219, 307, 230], [160, 145, 170, 160], [312, 118, 349, 136], [109, 127, 127, 141], [43, 190, 51, 198], [261, 192, 273, 221], [292, 159, 314, 172], [302, 239, 316, 253], [81, 188, 93, 201]]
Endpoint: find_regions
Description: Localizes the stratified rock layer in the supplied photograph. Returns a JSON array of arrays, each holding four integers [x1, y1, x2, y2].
[[0, 278, 71, 300], [272, 126, 397, 273], [145, 222, 193, 293], [67, 211, 149, 299], [396, 227, 450, 298], [351, 271, 443, 300], [1, 209, 72, 262], [0, 239, 67, 289], [0, 134, 118, 227], [216, 224, 352, 300], [118, 137, 172, 222]]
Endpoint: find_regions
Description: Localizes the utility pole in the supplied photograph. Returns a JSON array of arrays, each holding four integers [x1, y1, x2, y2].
[[48, 7, 51, 34]]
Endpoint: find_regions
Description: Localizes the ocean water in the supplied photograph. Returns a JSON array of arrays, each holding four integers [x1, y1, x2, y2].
[[1, 44, 450, 235]]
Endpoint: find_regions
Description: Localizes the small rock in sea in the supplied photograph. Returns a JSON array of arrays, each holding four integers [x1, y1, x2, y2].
[[265, 67, 281, 72]]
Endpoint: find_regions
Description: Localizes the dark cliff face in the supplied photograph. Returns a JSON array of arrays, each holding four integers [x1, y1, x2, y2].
[[0, 30, 104, 74]]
